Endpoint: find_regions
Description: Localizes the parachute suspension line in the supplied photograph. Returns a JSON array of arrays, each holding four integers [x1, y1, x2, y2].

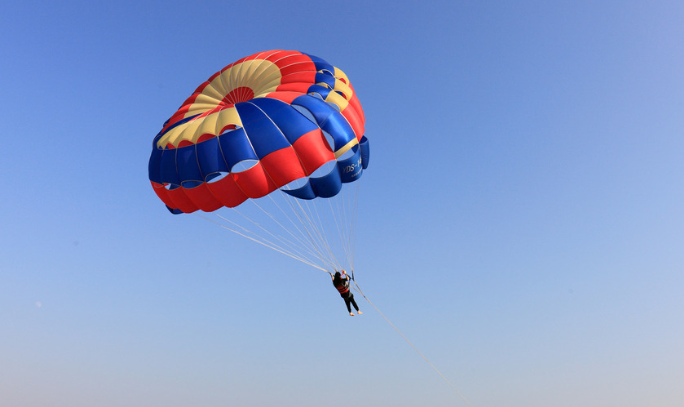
[[193, 180, 362, 276], [287, 196, 339, 271], [226, 204, 319, 266], [346, 186, 358, 268], [265, 194, 336, 271], [307, 197, 341, 270], [327, 198, 345, 267], [350, 280, 474, 407], [247, 197, 325, 264], [194, 213, 327, 272], [350, 181, 361, 269], [328, 193, 352, 271], [345, 185, 356, 270], [348, 182, 361, 269], [335, 182, 361, 272], [212, 210, 320, 269]]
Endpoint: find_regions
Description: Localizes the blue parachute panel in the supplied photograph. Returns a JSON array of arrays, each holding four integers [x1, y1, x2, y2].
[[314, 72, 336, 88], [282, 182, 317, 200], [196, 136, 230, 179], [249, 98, 318, 144], [148, 147, 163, 183], [359, 136, 370, 169], [160, 148, 180, 186], [291, 96, 355, 151], [307, 84, 332, 99], [235, 102, 290, 158], [310, 168, 343, 198], [303, 53, 335, 75], [218, 127, 258, 169], [281, 139, 370, 200], [338, 147, 363, 184], [177, 145, 203, 187]]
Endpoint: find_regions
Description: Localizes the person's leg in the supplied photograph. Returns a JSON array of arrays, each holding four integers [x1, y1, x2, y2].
[[350, 295, 359, 312], [344, 297, 352, 313]]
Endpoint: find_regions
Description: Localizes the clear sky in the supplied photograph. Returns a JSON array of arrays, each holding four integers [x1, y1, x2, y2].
[[1, 1, 683, 406]]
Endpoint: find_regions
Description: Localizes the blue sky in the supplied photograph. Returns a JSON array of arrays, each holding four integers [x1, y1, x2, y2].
[[1, 1, 683, 406]]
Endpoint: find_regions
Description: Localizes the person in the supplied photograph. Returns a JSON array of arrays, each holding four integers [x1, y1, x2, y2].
[[332, 269, 362, 316]]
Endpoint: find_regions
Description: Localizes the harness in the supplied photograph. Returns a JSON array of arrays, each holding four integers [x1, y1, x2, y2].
[[334, 279, 350, 294]]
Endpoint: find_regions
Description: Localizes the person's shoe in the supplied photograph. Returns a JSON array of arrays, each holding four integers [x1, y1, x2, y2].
[[349, 312, 355, 316], [357, 311, 363, 315]]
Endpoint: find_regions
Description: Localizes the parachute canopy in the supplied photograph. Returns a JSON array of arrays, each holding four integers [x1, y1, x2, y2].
[[148, 50, 369, 214]]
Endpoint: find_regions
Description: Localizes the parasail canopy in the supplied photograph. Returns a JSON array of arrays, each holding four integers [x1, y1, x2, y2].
[[148, 50, 369, 215]]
